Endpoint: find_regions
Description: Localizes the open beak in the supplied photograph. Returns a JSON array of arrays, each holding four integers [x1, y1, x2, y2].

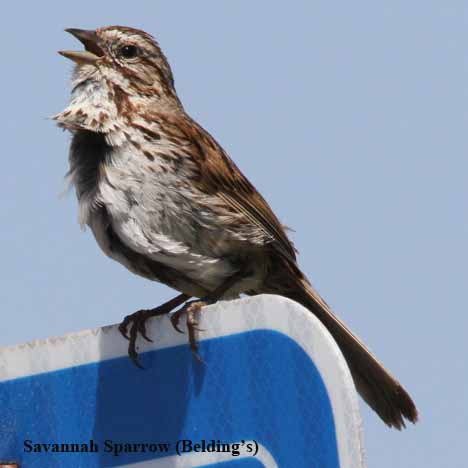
[[59, 28, 104, 65]]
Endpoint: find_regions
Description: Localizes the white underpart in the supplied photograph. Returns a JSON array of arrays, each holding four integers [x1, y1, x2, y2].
[[56, 69, 268, 296], [98, 143, 237, 288]]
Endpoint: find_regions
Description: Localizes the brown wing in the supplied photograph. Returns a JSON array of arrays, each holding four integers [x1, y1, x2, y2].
[[167, 113, 298, 262]]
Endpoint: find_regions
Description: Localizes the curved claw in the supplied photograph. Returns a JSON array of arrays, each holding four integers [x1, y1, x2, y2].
[[172, 322, 185, 334], [170, 314, 185, 334], [129, 350, 145, 370], [185, 303, 206, 363], [188, 334, 205, 364], [118, 295, 190, 369], [119, 310, 153, 367], [140, 332, 153, 343], [118, 319, 131, 341], [137, 318, 153, 343], [128, 325, 145, 370]]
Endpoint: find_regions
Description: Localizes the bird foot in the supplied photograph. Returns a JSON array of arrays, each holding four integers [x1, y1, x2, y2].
[[170, 300, 207, 363], [119, 303, 176, 369]]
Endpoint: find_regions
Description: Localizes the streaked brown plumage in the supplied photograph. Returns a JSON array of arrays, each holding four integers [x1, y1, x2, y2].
[[56, 26, 418, 429]]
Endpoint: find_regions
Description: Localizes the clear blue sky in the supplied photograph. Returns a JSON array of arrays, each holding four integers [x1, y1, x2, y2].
[[1, 1, 466, 466]]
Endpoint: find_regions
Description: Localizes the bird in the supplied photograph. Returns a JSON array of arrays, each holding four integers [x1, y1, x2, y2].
[[55, 25, 418, 429]]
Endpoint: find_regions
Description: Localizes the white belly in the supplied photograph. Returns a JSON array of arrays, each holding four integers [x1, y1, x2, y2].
[[95, 144, 239, 291]]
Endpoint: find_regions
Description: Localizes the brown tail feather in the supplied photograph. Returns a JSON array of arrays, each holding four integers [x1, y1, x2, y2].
[[290, 279, 418, 429]]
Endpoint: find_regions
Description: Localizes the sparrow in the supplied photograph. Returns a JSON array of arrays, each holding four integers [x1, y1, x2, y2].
[[55, 26, 418, 429]]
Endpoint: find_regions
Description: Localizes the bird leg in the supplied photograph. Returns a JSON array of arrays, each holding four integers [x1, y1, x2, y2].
[[119, 293, 190, 368], [170, 268, 248, 362]]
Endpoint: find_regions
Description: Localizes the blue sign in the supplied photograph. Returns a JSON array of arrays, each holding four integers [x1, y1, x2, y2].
[[0, 295, 365, 467]]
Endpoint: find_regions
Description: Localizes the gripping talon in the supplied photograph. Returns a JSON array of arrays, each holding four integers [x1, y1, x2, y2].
[[129, 350, 144, 369], [118, 294, 209, 367], [189, 332, 205, 364], [174, 325, 185, 334], [118, 318, 131, 341], [128, 324, 144, 369], [118, 294, 189, 368], [170, 312, 185, 334], [184, 301, 206, 363], [137, 318, 153, 343]]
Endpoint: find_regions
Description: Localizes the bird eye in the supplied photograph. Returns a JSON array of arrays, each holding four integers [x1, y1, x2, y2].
[[119, 45, 139, 59]]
